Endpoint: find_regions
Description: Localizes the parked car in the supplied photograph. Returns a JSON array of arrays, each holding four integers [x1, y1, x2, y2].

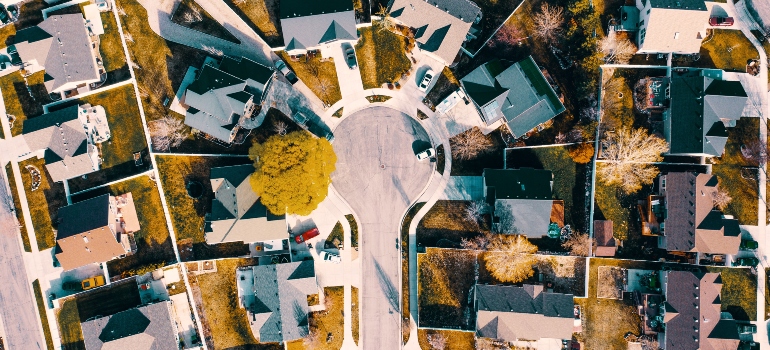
[[319, 251, 342, 263], [294, 227, 320, 244], [709, 16, 734, 26], [62, 281, 83, 291], [274, 59, 298, 84], [740, 239, 758, 250], [733, 257, 759, 267], [342, 42, 357, 69], [416, 148, 435, 161], [81, 275, 105, 290], [738, 323, 757, 334], [418, 69, 435, 92]]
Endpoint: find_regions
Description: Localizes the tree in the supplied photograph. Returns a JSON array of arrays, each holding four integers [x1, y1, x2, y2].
[[482, 235, 538, 283], [375, 4, 396, 32], [712, 181, 732, 211], [533, 4, 565, 42], [489, 23, 526, 48], [461, 232, 493, 251], [464, 200, 487, 226], [303, 61, 335, 107], [249, 131, 337, 215], [451, 128, 493, 160], [562, 232, 591, 256], [427, 332, 447, 350], [273, 121, 289, 136], [182, 6, 203, 23], [597, 127, 668, 194], [569, 143, 594, 164], [599, 32, 637, 64], [149, 116, 187, 152]]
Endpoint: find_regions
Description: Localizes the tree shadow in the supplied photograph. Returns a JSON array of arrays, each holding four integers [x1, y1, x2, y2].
[[373, 258, 399, 312]]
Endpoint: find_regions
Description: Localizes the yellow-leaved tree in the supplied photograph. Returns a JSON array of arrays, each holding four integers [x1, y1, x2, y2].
[[482, 235, 538, 283], [249, 131, 337, 215]]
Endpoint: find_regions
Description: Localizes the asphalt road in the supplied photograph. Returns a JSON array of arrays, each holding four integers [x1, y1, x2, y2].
[[331, 106, 433, 350], [0, 174, 45, 350]]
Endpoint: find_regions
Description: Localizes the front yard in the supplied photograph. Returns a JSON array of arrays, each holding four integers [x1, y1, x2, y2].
[[355, 25, 412, 89], [700, 29, 759, 72], [18, 157, 66, 251], [418, 248, 476, 329], [0, 72, 31, 136], [286, 287, 344, 350], [155, 155, 253, 261], [706, 266, 757, 321], [32, 279, 55, 350], [711, 117, 760, 225], [227, 0, 282, 47], [5, 164, 30, 252], [56, 299, 84, 350], [278, 52, 342, 106]]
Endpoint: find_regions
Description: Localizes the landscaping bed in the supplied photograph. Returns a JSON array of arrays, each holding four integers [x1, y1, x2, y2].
[[19, 157, 65, 251], [5, 163, 30, 252], [278, 52, 342, 106], [172, 0, 240, 43], [347, 214, 358, 247], [355, 25, 412, 89], [417, 248, 476, 329], [74, 277, 142, 321], [32, 279, 55, 350], [56, 299, 85, 350], [71, 175, 175, 278], [226, 0, 283, 47]]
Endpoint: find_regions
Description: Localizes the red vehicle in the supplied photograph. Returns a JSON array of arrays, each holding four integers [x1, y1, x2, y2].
[[709, 16, 734, 26], [294, 227, 320, 244]]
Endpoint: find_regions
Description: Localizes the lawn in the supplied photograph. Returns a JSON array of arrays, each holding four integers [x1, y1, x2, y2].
[[417, 201, 486, 248], [56, 299, 85, 350], [766, 268, 769, 319], [706, 266, 757, 321], [417, 248, 476, 329], [400, 201, 425, 342], [352, 286, 359, 345], [74, 277, 142, 321], [32, 279, 55, 350], [99, 12, 128, 73], [449, 127, 506, 176], [278, 52, 342, 106], [355, 25, 412, 89], [70, 175, 175, 278], [5, 164, 30, 252], [172, 0, 240, 43], [155, 155, 252, 261], [711, 117, 759, 225], [287, 287, 344, 350], [417, 329, 475, 350], [701, 29, 759, 72], [0, 72, 28, 136], [227, 0, 282, 47], [19, 157, 66, 251], [188, 258, 262, 349], [0, 23, 16, 47]]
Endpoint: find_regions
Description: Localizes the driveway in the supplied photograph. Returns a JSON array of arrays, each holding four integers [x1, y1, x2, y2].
[[322, 42, 364, 99], [331, 106, 433, 350]]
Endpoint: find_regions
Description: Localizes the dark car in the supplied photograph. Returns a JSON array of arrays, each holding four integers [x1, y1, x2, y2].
[[738, 323, 757, 334], [709, 16, 734, 26], [733, 257, 759, 267], [62, 281, 82, 291], [274, 59, 298, 84], [294, 227, 320, 244], [740, 239, 758, 250], [342, 43, 357, 69]]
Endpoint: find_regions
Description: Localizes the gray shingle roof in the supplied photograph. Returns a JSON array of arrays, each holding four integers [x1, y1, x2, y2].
[[280, 10, 357, 50], [81, 302, 178, 350], [484, 168, 553, 201], [251, 261, 317, 342], [649, 0, 707, 10], [57, 193, 110, 239], [279, 0, 353, 18]]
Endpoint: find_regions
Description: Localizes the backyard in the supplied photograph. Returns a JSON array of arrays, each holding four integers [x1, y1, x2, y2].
[[286, 287, 344, 350], [32, 279, 55, 350], [56, 299, 85, 350], [226, 0, 282, 47], [417, 248, 476, 330], [700, 29, 759, 72], [155, 155, 252, 260], [18, 157, 66, 251], [5, 163, 30, 252], [278, 52, 342, 106], [172, 0, 240, 43], [100, 12, 128, 74], [355, 25, 412, 89]]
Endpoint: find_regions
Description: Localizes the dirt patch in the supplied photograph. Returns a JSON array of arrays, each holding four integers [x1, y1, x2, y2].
[[597, 266, 625, 299]]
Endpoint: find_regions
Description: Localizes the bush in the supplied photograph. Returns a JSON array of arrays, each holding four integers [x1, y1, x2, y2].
[[569, 143, 594, 164]]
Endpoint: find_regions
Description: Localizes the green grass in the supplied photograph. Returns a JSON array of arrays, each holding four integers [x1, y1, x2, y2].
[[285, 287, 344, 350], [355, 25, 412, 89], [56, 299, 85, 350], [0, 72, 27, 136], [711, 117, 759, 225], [352, 286, 359, 345], [5, 163, 30, 252], [706, 266, 757, 321], [32, 279, 55, 350], [278, 52, 341, 106], [701, 29, 760, 72], [346, 214, 358, 247], [99, 12, 127, 72], [19, 157, 60, 250], [417, 329, 475, 350]]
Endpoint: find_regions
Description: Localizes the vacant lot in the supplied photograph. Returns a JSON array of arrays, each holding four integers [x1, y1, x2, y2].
[[57, 299, 85, 350], [32, 280, 55, 350], [287, 287, 344, 350], [711, 117, 759, 225], [155, 155, 252, 260], [417, 201, 486, 248], [279, 52, 342, 106], [5, 164, 30, 252], [418, 248, 476, 329], [19, 157, 66, 251], [355, 25, 412, 89], [227, 0, 282, 46], [74, 278, 142, 321], [706, 266, 757, 321], [701, 29, 759, 72]]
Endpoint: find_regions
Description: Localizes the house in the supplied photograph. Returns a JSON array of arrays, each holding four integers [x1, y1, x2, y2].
[[665, 70, 747, 157], [483, 168, 562, 237], [22, 104, 110, 183], [183, 56, 275, 143], [14, 14, 102, 95], [460, 57, 565, 138], [634, 0, 713, 54], [640, 172, 740, 256], [81, 301, 179, 350], [278, 0, 358, 55], [475, 284, 574, 343], [593, 220, 617, 257], [242, 261, 318, 342], [661, 271, 740, 350], [388, 0, 481, 65], [205, 165, 288, 244], [55, 193, 140, 271]]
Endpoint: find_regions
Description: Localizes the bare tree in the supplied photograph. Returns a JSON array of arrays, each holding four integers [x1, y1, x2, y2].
[[273, 121, 289, 136], [599, 32, 637, 64], [452, 128, 493, 160], [465, 200, 487, 225], [562, 232, 591, 257], [597, 127, 668, 194], [182, 6, 203, 23], [149, 116, 187, 151], [489, 23, 527, 48], [712, 181, 732, 211], [375, 4, 396, 32], [461, 232, 493, 251], [741, 140, 767, 168], [427, 332, 448, 350], [533, 4, 564, 42], [123, 31, 134, 43], [483, 235, 538, 283], [304, 61, 334, 107]]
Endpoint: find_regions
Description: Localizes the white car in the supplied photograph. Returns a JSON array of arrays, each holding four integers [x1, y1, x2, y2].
[[418, 69, 435, 92], [416, 148, 435, 161], [319, 251, 342, 263]]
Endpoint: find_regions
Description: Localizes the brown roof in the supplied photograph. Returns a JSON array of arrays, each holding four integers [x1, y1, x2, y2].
[[593, 220, 616, 257], [56, 224, 126, 271]]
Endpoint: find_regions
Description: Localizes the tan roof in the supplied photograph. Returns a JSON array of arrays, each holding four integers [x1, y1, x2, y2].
[[477, 310, 574, 341], [56, 225, 126, 270], [115, 193, 141, 234], [640, 7, 709, 54]]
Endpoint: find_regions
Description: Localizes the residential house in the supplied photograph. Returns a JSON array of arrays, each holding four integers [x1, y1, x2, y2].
[[640, 172, 740, 256], [81, 301, 179, 350], [634, 0, 715, 54], [14, 13, 102, 95], [205, 165, 288, 245], [475, 284, 574, 342], [183, 56, 275, 143], [593, 220, 617, 257], [241, 261, 318, 342], [278, 0, 358, 55], [460, 57, 565, 138], [665, 70, 747, 157], [388, 0, 482, 66], [483, 168, 561, 237], [660, 271, 740, 350], [55, 193, 140, 271], [22, 104, 110, 183]]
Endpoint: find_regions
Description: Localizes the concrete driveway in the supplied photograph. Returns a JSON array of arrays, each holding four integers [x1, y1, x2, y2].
[[331, 106, 433, 350]]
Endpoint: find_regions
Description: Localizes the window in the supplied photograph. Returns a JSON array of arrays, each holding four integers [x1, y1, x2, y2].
[[674, 32, 680, 39], [483, 101, 499, 120]]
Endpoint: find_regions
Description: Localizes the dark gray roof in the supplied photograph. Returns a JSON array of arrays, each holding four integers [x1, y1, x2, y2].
[[484, 168, 553, 202], [476, 284, 573, 317], [279, 0, 353, 18], [22, 105, 80, 133], [279, 2, 357, 49], [663, 172, 697, 251], [56, 194, 110, 240], [81, 302, 178, 350], [219, 56, 274, 85], [649, 0, 707, 10], [210, 164, 253, 187], [251, 261, 317, 342], [421, 0, 482, 22]]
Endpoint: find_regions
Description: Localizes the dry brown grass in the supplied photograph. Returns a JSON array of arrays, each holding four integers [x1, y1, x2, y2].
[[287, 287, 344, 350], [231, 0, 282, 46], [597, 266, 624, 299], [418, 248, 476, 329], [417, 329, 475, 350]]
